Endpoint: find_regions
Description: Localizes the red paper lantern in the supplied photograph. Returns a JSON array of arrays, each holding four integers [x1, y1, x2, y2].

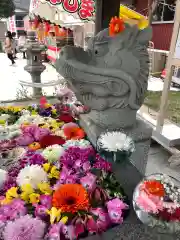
[[33, 17, 39, 29], [54, 25, 60, 36]]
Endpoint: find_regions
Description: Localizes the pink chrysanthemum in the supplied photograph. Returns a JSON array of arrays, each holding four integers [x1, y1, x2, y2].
[[3, 215, 46, 240]]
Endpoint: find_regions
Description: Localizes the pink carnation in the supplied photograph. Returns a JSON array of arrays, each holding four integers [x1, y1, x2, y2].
[[3, 215, 46, 240], [136, 190, 164, 214]]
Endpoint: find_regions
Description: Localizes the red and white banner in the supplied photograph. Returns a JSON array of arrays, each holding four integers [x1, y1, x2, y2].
[[45, 0, 95, 21], [30, 0, 40, 12], [7, 15, 17, 33]]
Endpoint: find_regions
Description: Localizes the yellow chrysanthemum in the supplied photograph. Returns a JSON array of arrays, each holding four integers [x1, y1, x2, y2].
[[48, 166, 60, 179], [6, 187, 19, 200], [38, 182, 52, 195], [21, 184, 34, 194], [51, 109, 57, 115], [43, 163, 51, 173], [20, 192, 29, 202], [29, 193, 40, 204]]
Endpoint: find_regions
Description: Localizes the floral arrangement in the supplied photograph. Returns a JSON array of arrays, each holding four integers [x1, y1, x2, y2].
[[97, 131, 135, 163], [133, 174, 180, 233], [0, 103, 129, 240]]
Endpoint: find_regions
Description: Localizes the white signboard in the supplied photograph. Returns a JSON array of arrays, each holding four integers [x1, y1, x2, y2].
[[174, 27, 180, 59]]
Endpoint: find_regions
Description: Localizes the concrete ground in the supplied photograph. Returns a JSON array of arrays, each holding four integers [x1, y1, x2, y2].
[[0, 53, 179, 180], [146, 142, 180, 181], [0, 53, 60, 102]]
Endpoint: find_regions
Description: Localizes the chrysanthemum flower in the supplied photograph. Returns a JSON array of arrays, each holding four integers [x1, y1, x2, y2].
[[3, 214, 46, 240], [52, 184, 90, 213], [16, 165, 48, 189], [41, 145, 64, 163]]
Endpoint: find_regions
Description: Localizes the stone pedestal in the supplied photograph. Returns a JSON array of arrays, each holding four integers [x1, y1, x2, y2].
[[79, 114, 152, 175], [24, 31, 46, 97]]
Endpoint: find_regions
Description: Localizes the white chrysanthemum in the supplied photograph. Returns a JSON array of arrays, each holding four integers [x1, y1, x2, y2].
[[0, 169, 7, 188], [16, 165, 48, 189], [41, 145, 64, 163], [63, 139, 91, 149], [17, 114, 43, 125], [97, 131, 135, 153]]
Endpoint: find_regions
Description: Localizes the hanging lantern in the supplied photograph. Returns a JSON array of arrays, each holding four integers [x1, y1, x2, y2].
[[44, 21, 50, 37], [32, 17, 39, 30], [54, 25, 60, 37], [38, 22, 44, 42], [59, 27, 66, 38]]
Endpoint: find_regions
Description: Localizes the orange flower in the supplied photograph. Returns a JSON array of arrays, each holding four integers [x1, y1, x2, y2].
[[52, 184, 90, 213], [63, 127, 85, 140], [28, 142, 41, 151], [143, 180, 165, 197], [109, 16, 125, 36]]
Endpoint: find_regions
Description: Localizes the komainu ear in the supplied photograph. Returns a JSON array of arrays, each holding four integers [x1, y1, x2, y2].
[[136, 27, 152, 44]]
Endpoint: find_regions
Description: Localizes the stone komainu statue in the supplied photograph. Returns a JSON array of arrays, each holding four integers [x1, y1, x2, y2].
[[55, 24, 152, 130]]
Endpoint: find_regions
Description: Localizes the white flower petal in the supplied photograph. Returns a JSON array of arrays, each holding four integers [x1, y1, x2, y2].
[[16, 165, 48, 189], [97, 131, 135, 153]]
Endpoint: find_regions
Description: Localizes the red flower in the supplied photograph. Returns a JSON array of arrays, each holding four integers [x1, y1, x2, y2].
[[143, 180, 165, 197], [59, 114, 75, 123], [158, 207, 180, 222], [39, 135, 65, 148], [109, 17, 125, 36], [52, 184, 90, 213], [64, 127, 85, 140]]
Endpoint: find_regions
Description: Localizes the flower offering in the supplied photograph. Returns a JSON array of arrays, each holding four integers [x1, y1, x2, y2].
[[0, 101, 129, 239], [133, 174, 180, 233]]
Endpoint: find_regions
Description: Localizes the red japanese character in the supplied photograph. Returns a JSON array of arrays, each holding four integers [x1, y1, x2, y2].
[[79, 0, 95, 20], [62, 0, 79, 13], [49, 0, 62, 5]]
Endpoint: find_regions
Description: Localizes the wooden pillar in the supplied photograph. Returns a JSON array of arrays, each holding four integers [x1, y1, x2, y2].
[[95, 0, 121, 34], [156, 0, 180, 131]]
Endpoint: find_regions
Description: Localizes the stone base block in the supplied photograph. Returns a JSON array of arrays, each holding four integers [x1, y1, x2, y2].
[[79, 114, 152, 175]]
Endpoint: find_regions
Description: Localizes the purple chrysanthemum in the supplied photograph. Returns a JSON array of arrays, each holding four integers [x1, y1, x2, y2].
[[60, 147, 95, 167], [20, 153, 46, 167], [3, 215, 46, 240]]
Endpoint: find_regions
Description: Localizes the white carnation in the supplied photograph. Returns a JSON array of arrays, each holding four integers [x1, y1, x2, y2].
[[16, 165, 48, 189]]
